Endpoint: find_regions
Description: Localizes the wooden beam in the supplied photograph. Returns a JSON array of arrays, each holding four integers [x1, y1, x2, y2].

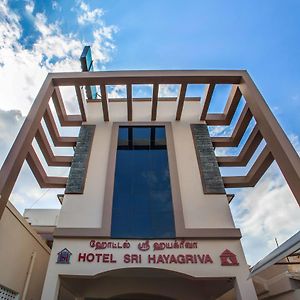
[[206, 85, 242, 125], [200, 83, 215, 121], [26, 146, 67, 188], [240, 72, 300, 204], [175, 83, 188, 121], [51, 70, 244, 86], [223, 146, 274, 188], [126, 84, 132, 121], [88, 96, 201, 103], [0, 75, 54, 217], [212, 105, 253, 147], [75, 85, 87, 122], [35, 125, 73, 167], [217, 125, 263, 167], [43, 106, 77, 147], [52, 87, 82, 126], [151, 83, 159, 121], [100, 84, 109, 121]]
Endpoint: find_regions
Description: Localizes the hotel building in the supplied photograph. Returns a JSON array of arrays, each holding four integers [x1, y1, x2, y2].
[[0, 69, 299, 299]]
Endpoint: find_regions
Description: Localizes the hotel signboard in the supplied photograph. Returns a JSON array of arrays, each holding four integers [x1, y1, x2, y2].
[[57, 239, 239, 267]]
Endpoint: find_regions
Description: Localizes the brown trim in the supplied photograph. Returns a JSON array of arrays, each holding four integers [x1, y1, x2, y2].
[[101, 122, 186, 238], [217, 125, 263, 167], [205, 85, 242, 125], [101, 123, 119, 236], [86, 96, 201, 103], [200, 83, 215, 121], [165, 123, 186, 236], [151, 83, 159, 121], [100, 84, 109, 121], [35, 125, 73, 167], [223, 146, 274, 188], [26, 145, 67, 188], [75, 85, 87, 122], [239, 72, 300, 203], [212, 105, 252, 147], [53, 227, 241, 239], [43, 106, 77, 147], [51, 70, 243, 86], [175, 83, 188, 121], [0, 75, 54, 217], [126, 84, 132, 121], [52, 87, 82, 126]]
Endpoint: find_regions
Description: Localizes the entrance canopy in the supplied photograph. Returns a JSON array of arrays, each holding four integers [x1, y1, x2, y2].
[[59, 268, 235, 300]]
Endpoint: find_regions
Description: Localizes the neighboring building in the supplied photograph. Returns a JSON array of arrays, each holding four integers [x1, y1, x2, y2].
[[251, 231, 300, 300], [0, 70, 299, 300], [23, 208, 60, 248], [0, 202, 50, 299]]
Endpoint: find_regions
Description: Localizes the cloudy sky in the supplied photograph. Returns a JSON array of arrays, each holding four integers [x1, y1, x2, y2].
[[0, 0, 299, 266]]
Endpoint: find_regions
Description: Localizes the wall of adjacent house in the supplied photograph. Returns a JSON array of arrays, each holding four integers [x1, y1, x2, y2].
[[0, 202, 50, 299]]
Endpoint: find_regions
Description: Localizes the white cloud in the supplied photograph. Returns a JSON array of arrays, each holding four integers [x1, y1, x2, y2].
[[231, 159, 300, 266], [25, 0, 34, 14], [77, 1, 104, 25], [0, 0, 118, 212], [158, 84, 179, 97], [0, 2, 117, 114]]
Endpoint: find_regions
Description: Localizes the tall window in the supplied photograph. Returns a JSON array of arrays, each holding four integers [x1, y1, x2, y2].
[[111, 126, 175, 238]]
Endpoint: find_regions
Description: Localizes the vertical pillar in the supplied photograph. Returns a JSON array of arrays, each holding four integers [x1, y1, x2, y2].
[[41, 271, 60, 300], [235, 275, 258, 300]]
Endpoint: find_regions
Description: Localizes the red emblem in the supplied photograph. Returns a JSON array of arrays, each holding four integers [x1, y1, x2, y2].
[[220, 249, 239, 266]]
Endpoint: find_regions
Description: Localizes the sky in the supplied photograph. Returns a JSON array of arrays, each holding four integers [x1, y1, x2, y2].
[[0, 0, 299, 266]]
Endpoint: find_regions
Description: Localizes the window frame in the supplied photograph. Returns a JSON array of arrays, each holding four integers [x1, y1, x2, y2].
[[101, 122, 185, 238]]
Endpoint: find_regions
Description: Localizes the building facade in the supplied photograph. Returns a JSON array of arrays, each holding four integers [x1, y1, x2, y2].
[[0, 70, 299, 300]]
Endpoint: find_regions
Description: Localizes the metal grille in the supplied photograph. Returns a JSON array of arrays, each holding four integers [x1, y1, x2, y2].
[[0, 285, 19, 300]]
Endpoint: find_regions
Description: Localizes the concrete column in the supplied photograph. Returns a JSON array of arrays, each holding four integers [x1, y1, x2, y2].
[[41, 271, 60, 300], [235, 275, 258, 300]]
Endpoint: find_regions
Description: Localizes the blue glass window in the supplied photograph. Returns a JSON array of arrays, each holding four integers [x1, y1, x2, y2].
[[111, 126, 175, 238]]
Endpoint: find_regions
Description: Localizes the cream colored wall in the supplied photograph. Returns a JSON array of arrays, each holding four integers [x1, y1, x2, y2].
[[172, 121, 235, 228], [253, 264, 300, 300], [58, 100, 234, 229], [42, 238, 257, 300], [0, 202, 50, 299]]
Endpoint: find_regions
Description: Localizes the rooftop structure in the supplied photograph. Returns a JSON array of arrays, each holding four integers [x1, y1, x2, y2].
[[0, 69, 299, 300]]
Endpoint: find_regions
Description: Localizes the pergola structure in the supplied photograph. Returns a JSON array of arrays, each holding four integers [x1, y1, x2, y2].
[[0, 70, 299, 218]]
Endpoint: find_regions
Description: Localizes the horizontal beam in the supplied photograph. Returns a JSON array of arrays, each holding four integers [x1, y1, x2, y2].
[[217, 125, 263, 167], [35, 126, 73, 167], [205, 85, 242, 125], [26, 146, 67, 189], [212, 105, 253, 147], [43, 106, 77, 147], [52, 87, 82, 126], [86, 96, 201, 103], [50, 70, 244, 86], [223, 146, 274, 188]]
